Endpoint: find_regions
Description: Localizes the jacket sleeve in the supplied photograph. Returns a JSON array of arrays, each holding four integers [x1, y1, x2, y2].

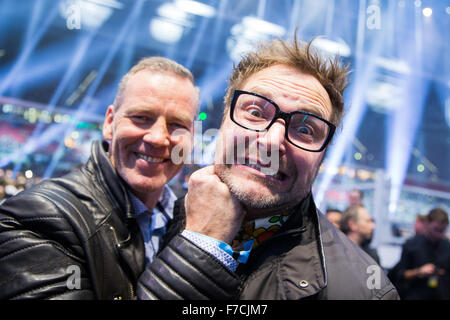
[[379, 287, 401, 300], [0, 191, 95, 300], [136, 234, 241, 300]]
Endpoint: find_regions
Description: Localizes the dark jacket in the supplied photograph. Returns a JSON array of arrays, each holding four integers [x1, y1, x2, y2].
[[361, 241, 381, 265], [165, 194, 399, 300], [0, 141, 240, 300], [391, 234, 450, 300]]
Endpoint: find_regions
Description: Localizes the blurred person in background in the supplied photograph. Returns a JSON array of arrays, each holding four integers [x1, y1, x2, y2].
[[348, 189, 363, 206], [414, 214, 427, 235], [169, 165, 200, 198], [392, 208, 450, 300], [325, 208, 343, 229], [341, 204, 380, 264]]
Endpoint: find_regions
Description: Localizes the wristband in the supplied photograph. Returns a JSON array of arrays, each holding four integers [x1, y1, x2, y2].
[[182, 230, 253, 264], [217, 239, 254, 264]]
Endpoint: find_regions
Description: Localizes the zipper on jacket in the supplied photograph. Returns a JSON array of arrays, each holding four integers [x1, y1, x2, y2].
[[109, 225, 135, 299]]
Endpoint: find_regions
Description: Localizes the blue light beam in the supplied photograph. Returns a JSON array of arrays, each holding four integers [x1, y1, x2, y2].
[[43, 0, 146, 178]]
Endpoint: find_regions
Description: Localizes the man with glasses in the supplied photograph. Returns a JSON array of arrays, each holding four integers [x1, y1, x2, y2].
[[137, 37, 399, 300]]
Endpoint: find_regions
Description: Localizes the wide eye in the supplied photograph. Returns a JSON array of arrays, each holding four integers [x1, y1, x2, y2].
[[296, 125, 313, 135], [247, 107, 263, 118]]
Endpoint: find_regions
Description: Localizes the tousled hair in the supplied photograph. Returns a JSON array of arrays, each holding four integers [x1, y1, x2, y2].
[[223, 35, 350, 127]]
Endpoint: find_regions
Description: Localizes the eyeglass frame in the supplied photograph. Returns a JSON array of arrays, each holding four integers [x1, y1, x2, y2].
[[229, 90, 336, 152]]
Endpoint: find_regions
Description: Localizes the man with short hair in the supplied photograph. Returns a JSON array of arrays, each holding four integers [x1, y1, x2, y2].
[[0, 57, 238, 299], [326, 208, 343, 229], [137, 37, 399, 299], [341, 205, 380, 264], [394, 208, 450, 300]]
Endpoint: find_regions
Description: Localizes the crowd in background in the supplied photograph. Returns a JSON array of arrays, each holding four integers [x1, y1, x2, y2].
[[325, 190, 381, 264], [325, 191, 450, 300], [0, 169, 42, 204]]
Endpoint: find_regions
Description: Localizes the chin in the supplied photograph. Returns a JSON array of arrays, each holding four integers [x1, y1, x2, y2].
[[232, 185, 283, 209], [216, 163, 311, 212], [125, 174, 165, 195], [224, 175, 290, 210]]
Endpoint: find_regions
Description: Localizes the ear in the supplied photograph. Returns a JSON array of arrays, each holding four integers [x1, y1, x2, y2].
[[103, 105, 115, 141], [348, 218, 358, 232]]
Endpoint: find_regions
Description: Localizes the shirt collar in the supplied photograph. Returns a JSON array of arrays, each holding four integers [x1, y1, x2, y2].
[[128, 185, 176, 220]]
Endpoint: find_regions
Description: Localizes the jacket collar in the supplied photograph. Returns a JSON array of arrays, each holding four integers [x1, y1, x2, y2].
[[237, 193, 329, 299], [88, 141, 145, 287], [89, 140, 134, 220]]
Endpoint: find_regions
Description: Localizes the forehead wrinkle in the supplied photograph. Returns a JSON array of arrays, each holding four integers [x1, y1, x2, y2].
[[271, 78, 330, 109], [249, 78, 331, 119]]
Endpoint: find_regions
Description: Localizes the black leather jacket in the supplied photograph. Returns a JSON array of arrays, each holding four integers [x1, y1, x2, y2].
[[0, 141, 240, 300]]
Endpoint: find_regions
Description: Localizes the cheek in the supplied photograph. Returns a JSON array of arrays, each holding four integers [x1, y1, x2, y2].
[[291, 149, 322, 175], [110, 125, 143, 162], [170, 133, 194, 159], [214, 126, 235, 162], [113, 122, 142, 144]]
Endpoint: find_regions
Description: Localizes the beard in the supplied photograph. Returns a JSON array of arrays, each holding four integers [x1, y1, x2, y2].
[[212, 125, 319, 216], [214, 162, 309, 212]]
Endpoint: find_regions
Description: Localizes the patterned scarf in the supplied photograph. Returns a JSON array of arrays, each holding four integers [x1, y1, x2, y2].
[[232, 208, 292, 251]]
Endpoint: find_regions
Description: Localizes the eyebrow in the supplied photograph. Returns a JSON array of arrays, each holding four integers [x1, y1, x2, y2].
[[125, 105, 194, 125], [248, 86, 329, 119]]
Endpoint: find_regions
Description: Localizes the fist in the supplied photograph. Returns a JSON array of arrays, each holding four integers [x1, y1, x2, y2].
[[184, 166, 245, 244]]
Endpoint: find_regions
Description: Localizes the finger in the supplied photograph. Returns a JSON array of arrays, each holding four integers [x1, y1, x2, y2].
[[190, 165, 214, 178], [201, 165, 215, 175]]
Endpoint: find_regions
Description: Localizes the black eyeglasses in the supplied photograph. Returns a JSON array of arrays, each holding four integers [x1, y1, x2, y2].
[[230, 90, 336, 152]]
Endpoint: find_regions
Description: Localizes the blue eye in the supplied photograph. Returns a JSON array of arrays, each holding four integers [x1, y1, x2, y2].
[[296, 126, 312, 135]]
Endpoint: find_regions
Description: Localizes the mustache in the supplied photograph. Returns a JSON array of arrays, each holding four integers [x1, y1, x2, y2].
[[214, 135, 292, 176]]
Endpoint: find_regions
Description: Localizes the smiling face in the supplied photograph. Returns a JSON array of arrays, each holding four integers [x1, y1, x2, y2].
[[103, 70, 197, 207], [215, 64, 333, 218]]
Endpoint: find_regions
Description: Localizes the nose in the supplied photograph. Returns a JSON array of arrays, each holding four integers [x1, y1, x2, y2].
[[257, 119, 287, 157], [142, 118, 170, 148]]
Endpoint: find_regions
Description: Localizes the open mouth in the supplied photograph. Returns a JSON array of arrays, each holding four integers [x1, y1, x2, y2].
[[135, 152, 167, 163], [239, 158, 287, 181]]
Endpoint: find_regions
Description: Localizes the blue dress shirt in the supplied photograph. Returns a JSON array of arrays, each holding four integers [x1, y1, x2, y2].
[[128, 185, 239, 271]]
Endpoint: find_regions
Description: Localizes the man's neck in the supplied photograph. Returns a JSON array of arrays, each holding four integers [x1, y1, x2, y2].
[[243, 202, 299, 223], [133, 188, 163, 210], [242, 192, 313, 223], [348, 233, 362, 246]]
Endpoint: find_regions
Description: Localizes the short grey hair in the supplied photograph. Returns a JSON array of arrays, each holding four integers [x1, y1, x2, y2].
[[340, 205, 364, 235], [113, 56, 200, 112]]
